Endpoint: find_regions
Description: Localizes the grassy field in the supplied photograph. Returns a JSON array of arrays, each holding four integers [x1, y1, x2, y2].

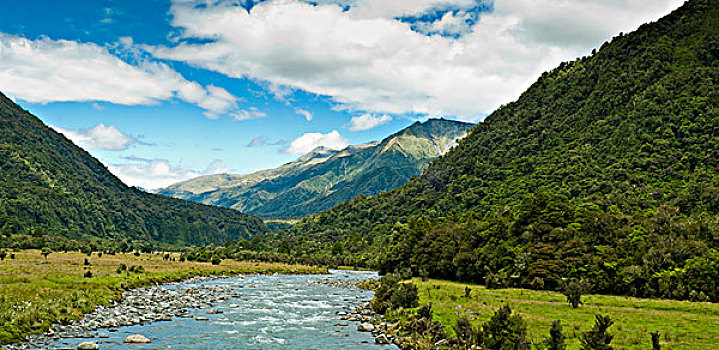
[[0, 249, 326, 344], [405, 278, 719, 350]]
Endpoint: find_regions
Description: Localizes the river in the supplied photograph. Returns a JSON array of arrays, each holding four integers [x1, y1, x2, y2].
[[46, 270, 398, 350]]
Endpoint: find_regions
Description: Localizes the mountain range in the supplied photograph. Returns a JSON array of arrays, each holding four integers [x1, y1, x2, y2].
[[159, 118, 473, 218], [0, 92, 267, 247]]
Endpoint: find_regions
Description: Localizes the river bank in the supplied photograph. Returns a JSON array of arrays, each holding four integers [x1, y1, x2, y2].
[[4, 271, 397, 349], [0, 250, 326, 345]]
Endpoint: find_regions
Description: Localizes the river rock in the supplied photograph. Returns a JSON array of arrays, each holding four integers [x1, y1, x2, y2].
[[375, 334, 390, 344], [77, 341, 99, 349], [357, 323, 375, 332], [123, 334, 151, 344]]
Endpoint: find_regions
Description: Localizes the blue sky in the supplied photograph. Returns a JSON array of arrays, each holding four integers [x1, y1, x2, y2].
[[0, 0, 683, 189]]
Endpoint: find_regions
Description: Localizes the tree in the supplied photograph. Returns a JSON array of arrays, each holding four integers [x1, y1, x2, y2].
[[563, 278, 589, 308], [580, 314, 614, 350], [541, 320, 566, 350], [41, 247, 52, 259], [482, 304, 530, 350], [650, 331, 661, 350]]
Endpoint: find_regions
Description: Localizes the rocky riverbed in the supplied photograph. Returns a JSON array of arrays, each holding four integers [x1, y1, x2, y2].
[[2, 271, 399, 350]]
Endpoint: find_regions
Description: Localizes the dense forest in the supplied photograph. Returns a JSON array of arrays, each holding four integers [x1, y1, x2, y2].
[[0, 92, 268, 249], [243, 0, 719, 301]]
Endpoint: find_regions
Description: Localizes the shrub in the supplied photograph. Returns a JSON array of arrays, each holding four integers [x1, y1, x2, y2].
[[0, 250, 6, 260], [116, 263, 127, 274], [539, 320, 566, 350], [83, 270, 93, 278], [211, 256, 222, 265], [563, 278, 589, 308], [41, 247, 52, 259], [482, 304, 530, 350], [650, 331, 660, 350], [83, 258, 91, 266], [580, 314, 614, 350]]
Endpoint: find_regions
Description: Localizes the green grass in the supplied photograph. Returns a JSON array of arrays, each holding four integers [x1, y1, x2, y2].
[[0, 250, 326, 345], [405, 278, 719, 350]]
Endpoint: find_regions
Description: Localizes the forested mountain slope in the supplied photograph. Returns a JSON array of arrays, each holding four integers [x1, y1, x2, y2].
[[160, 119, 473, 218], [275, 0, 719, 301], [0, 92, 268, 247]]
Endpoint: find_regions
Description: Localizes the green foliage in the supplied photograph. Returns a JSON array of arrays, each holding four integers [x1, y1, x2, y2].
[[40, 247, 51, 258], [116, 263, 127, 274], [258, 0, 719, 303], [563, 279, 589, 308], [540, 321, 567, 350], [580, 315, 615, 350], [370, 273, 419, 314], [0, 91, 268, 247], [650, 331, 661, 350], [83, 270, 92, 278], [482, 305, 531, 350]]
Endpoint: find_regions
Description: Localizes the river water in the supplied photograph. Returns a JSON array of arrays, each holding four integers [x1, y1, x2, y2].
[[47, 270, 398, 350]]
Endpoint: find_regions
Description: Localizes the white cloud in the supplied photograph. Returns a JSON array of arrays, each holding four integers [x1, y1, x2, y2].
[[232, 107, 268, 121], [0, 33, 240, 118], [284, 130, 348, 155], [51, 123, 140, 151], [146, 0, 682, 120], [108, 157, 235, 190], [349, 113, 392, 131], [295, 108, 313, 121]]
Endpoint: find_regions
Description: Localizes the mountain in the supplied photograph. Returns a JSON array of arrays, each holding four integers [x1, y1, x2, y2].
[[271, 0, 719, 300], [0, 92, 268, 247], [159, 118, 474, 218]]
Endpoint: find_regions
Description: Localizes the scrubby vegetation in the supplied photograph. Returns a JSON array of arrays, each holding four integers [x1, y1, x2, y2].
[[370, 278, 716, 349]]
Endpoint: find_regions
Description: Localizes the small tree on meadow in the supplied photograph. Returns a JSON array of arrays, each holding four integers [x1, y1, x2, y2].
[[483, 304, 530, 350], [650, 331, 661, 350], [580, 314, 614, 350], [563, 278, 589, 308], [41, 247, 52, 259], [539, 320, 566, 350]]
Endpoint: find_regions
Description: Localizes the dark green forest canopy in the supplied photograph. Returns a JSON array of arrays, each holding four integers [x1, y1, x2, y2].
[[0, 92, 268, 247], [266, 0, 719, 301]]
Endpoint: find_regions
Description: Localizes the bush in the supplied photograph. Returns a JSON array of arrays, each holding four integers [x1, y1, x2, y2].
[[482, 304, 530, 350], [540, 320, 566, 350], [83, 258, 91, 266], [83, 270, 92, 278], [370, 273, 419, 314], [650, 331, 660, 350], [563, 278, 589, 308], [580, 314, 614, 350], [211, 256, 222, 265], [41, 247, 52, 258], [116, 263, 127, 274], [0, 250, 6, 260]]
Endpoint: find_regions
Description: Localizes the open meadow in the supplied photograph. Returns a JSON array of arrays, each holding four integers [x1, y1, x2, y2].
[[406, 278, 719, 350], [0, 250, 325, 344]]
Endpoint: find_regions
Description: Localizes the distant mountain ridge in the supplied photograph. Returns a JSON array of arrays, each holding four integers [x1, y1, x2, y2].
[[0, 92, 268, 246], [159, 118, 474, 218]]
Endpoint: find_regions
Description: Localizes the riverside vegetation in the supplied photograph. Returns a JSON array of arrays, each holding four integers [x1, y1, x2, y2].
[[0, 249, 324, 345], [366, 275, 719, 350]]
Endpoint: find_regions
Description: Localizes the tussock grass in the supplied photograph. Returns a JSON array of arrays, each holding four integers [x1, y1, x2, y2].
[[410, 278, 719, 350], [0, 250, 325, 344]]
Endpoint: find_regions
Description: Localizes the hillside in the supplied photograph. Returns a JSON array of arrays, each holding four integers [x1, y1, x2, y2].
[[272, 0, 719, 300], [159, 119, 473, 218], [0, 92, 268, 247]]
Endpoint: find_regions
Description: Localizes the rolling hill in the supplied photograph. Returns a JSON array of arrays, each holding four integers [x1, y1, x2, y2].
[[159, 118, 473, 218], [0, 92, 268, 247]]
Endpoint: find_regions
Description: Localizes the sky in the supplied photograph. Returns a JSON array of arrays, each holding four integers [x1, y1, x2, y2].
[[0, 0, 684, 190]]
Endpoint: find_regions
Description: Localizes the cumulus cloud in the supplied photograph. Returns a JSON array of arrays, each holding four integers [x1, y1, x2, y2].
[[146, 0, 682, 120], [349, 114, 392, 131], [0, 33, 240, 118], [232, 107, 268, 121], [51, 123, 144, 151], [108, 157, 235, 190], [284, 130, 348, 155]]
